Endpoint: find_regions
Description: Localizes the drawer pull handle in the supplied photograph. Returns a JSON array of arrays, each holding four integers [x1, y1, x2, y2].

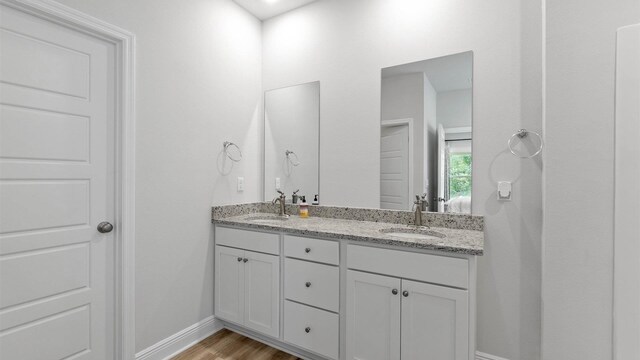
[[237, 257, 242, 262], [305, 282, 311, 288], [305, 247, 311, 253], [403, 290, 409, 297], [243, 258, 248, 263], [392, 289, 398, 295], [305, 327, 311, 333]]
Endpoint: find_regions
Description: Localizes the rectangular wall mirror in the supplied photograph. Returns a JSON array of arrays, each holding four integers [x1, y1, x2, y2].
[[380, 51, 473, 213], [264, 81, 320, 203]]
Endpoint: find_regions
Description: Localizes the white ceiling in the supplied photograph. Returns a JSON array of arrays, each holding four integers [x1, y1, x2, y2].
[[233, 0, 320, 20], [382, 51, 473, 92]]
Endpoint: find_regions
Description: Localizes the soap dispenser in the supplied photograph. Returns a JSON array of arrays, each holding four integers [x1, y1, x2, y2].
[[312, 194, 319, 205], [299, 196, 309, 218]]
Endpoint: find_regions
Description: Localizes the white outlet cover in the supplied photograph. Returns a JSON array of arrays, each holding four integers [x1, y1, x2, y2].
[[237, 177, 244, 192], [497, 181, 512, 201]]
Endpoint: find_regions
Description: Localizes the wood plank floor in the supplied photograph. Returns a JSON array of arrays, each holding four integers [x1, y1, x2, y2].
[[172, 329, 301, 360]]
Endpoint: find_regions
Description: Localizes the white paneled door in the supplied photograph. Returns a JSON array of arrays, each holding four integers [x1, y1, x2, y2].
[[380, 124, 410, 210], [0, 3, 114, 360]]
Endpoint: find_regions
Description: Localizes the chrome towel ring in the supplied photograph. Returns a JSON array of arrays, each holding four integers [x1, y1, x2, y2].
[[508, 129, 543, 159], [223, 141, 242, 162], [285, 150, 300, 166]]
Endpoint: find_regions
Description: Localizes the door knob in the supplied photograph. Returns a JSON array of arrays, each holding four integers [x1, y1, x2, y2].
[[237, 257, 243, 262], [305, 327, 311, 333], [97, 222, 113, 233], [402, 290, 409, 297], [392, 289, 398, 295], [305, 247, 311, 253], [243, 258, 248, 263], [305, 282, 311, 288]]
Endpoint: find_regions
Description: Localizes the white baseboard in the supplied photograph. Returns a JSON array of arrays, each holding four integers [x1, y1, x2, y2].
[[476, 351, 510, 360], [135, 316, 224, 360]]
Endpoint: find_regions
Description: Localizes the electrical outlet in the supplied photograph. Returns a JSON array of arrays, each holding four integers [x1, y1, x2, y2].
[[237, 177, 244, 192], [275, 177, 281, 190], [497, 181, 512, 201]]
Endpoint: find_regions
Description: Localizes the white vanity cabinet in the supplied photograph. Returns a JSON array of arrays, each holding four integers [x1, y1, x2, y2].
[[214, 228, 280, 338], [213, 225, 477, 360], [346, 245, 472, 360]]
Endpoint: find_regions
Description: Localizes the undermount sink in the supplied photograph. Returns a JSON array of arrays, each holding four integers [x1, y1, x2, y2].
[[245, 214, 290, 223], [380, 227, 446, 240]]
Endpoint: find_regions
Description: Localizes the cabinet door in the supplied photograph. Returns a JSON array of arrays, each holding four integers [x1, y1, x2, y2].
[[244, 250, 280, 338], [214, 245, 245, 324], [346, 270, 401, 360], [400, 279, 469, 360]]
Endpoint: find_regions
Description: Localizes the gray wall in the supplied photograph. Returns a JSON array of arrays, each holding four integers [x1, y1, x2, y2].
[[543, 0, 640, 359], [437, 89, 472, 129], [262, 0, 543, 358], [55, 0, 263, 352], [381, 73, 426, 200]]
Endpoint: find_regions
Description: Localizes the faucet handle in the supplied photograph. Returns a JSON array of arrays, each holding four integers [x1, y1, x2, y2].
[[292, 189, 299, 195], [277, 190, 285, 196]]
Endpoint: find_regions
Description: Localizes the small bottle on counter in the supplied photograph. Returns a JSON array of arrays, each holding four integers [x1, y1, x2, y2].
[[312, 194, 319, 205], [299, 196, 309, 218]]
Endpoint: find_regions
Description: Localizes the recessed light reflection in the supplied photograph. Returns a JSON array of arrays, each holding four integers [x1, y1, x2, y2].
[[264, 0, 279, 4]]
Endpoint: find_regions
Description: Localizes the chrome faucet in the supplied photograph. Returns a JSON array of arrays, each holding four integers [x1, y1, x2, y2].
[[272, 190, 287, 217], [413, 194, 429, 227]]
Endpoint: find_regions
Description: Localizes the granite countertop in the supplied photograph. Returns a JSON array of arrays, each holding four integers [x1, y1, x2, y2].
[[214, 212, 484, 255]]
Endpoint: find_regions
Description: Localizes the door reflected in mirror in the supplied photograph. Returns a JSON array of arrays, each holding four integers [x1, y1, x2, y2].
[[380, 51, 473, 213], [264, 81, 320, 203]]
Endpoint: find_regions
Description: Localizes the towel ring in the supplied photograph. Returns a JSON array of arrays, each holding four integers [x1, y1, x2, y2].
[[508, 129, 543, 159], [223, 141, 242, 162], [285, 150, 300, 166]]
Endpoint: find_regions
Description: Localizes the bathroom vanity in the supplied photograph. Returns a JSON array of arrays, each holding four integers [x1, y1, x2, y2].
[[211, 204, 483, 360]]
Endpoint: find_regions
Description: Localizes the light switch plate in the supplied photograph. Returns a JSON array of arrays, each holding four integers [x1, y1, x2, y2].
[[275, 177, 281, 191], [237, 177, 244, 192], [498, 181, 512, 201]]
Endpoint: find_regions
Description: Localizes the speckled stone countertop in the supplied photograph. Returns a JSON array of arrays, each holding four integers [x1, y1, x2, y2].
[[212, 204, 484, 255]]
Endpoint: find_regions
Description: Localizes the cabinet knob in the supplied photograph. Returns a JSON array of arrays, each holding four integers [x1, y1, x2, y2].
[[402, 290, 409, 297], [305, 282, 311, 288], [392, 289, 398, 295], [243, 258, 248, 263], [305, 247, 311, 253], [305, 327, 311, 333], [237, 257, 242, 262]]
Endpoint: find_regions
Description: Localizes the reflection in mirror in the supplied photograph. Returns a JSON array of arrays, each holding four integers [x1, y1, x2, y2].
[[380, 52, 472, 213], [264, 81, 320, 203]]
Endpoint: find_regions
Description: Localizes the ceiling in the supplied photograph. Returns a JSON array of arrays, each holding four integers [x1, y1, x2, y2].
[[382, 52, 473, 93], [233, 0, 320, 20]]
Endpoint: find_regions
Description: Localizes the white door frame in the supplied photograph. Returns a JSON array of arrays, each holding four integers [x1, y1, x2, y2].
[[381, 118, 414, 209], [0, 0, 137, 359], [614, 23, 640, 360]]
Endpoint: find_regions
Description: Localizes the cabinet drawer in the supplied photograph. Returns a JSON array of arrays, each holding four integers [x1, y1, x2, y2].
[[347, 245, 469, 289], [284, 235, 339, 265], [285, 258, 339, 312], [284, 300, 339, 360], [215, 226, 279, 255]]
